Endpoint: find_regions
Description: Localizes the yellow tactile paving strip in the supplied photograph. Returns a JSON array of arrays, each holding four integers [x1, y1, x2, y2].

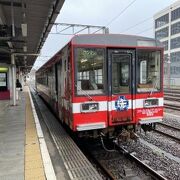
[[25, 92, 46, 180]]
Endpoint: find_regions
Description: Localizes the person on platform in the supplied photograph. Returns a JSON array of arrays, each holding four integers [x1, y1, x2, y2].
[[16, 79, 22, 91]]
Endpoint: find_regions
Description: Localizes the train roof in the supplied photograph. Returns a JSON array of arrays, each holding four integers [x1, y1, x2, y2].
[[37, 34, 163, 72], [71, 34, 163, 47]]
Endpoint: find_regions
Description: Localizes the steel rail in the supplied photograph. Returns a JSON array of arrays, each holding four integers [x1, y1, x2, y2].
[[157, 122, 180, 131], [164, 104, 180, 111], [114, 144, 168, 180], [164, 93, 180, 97], [164, 89, 180, 93], [153, 129, 180, 143], [87, 155, 115, 180], [165, 97, 180, 101]]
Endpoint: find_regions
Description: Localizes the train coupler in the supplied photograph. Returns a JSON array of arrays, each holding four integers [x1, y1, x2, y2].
[[117, 129, 139, 144], [141, 124, 154, 134], [130, 131, 139, 142]]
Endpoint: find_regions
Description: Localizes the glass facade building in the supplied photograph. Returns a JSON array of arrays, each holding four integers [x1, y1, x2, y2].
[[154, 0, 180, 86]]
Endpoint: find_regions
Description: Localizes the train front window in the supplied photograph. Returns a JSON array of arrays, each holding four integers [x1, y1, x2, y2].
[[76, 48, 105, 95], [112, 54, 130, 94], [137, 50, 161, 93]]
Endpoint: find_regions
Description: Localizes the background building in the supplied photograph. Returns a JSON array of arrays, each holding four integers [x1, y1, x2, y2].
[[154, 0, 180, 87]]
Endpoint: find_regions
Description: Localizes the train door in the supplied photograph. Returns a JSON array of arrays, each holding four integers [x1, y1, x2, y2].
[[108, 49, 135, 126], [57, 61, 63, 120], [55, 63, 59, 113]]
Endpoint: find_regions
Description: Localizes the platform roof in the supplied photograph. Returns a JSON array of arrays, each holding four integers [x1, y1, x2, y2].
[[0, 0, 64, 72]]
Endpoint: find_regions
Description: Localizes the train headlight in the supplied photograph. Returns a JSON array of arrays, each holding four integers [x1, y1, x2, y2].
[[144, 99, 159, 108], [81, 102, 99, 112]]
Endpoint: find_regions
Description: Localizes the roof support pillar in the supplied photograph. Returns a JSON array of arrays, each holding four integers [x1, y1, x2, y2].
[[11, 53, 16, 106]]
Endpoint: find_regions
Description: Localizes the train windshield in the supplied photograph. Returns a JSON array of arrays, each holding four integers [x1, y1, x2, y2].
[[137, 50, 161, 93], [75, 48, 105, 95]]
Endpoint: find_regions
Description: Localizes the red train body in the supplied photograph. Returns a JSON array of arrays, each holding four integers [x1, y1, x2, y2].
[[36, 34, 164, 138]]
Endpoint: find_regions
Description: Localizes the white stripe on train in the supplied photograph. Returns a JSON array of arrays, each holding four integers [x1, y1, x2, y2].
[[71, 98, 163, 114]]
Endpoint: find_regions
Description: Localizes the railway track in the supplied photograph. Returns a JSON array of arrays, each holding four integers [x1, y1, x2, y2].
[[164, 92, 180, 96], [153, 129, 180, 143], [114, 143, 167, 180], [153, 123, 180, 143], [164, 88, 180, 94], [164, 88, 180, 99], [165, 96, 180, 102], [164, 104, 180, 111], [158, 122, 180, 131], [164, 90, 180, 111], [80, 139, 167, 180]]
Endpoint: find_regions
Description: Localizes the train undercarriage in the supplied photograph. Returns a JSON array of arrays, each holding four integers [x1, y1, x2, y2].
[[76, 123, 156, 142]]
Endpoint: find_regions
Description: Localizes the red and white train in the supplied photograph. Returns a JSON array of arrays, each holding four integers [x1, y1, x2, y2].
[[36, 34, 164, 138]]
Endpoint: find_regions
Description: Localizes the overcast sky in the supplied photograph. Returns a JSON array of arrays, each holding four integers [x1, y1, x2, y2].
[[33, 0, 176, 69]]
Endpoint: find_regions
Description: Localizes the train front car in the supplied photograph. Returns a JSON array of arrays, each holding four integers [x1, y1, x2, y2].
[[72, 34, 164, 138]]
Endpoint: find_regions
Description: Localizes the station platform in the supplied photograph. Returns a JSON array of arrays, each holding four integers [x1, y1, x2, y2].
[[0, 87, 49, 179], [0, 86, 102, 180]]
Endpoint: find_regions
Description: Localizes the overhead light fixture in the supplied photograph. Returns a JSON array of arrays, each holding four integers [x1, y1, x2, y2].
[[21, 23, 27, 37], [7, 41, 13, 48], [23, 45, 27, 52]]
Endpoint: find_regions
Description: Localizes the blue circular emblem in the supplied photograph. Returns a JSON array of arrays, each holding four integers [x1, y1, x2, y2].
[[115, 96, 129, 111]]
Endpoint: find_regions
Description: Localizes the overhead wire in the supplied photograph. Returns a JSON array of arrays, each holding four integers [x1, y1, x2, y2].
[[103, 0, 155, 36], [135, 27, 153, 35], [106, 0, 138, 27], [120, 17, 152, 33], [93, 0, 138, 34]]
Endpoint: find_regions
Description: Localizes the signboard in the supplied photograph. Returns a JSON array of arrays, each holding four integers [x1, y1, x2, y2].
[[0, 73, 7, 87]]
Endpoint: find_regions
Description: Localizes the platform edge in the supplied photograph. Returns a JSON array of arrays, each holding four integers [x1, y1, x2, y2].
[[28, 87, 57, 180]]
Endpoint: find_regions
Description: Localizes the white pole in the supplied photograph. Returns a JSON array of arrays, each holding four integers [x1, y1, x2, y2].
[[168, 8, 171, 89], [11, 54, 16, 106], [167, 56, 171, 89]]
